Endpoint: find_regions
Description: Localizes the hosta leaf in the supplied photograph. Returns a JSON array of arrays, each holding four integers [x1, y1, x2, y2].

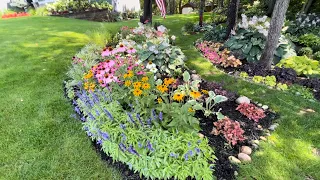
[[249, 46, 261, 57], [230, 43, 243, 50], [183, 71, 190, 82], [242, 42, 252, 54]]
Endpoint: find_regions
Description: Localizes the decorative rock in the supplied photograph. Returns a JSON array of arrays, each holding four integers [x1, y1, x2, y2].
[[252, 140, 260, 145], [257, 125, 263, 129], [234, 171, 238, 176], [258, 103, 263, 107], [262, 105, 269, 110], [198, 133, 204, 138], [191, 70, 197, 74], [236, 96, 250, 104], [252, 143, 259, 149], [268, 123, 279, 131], [265, 133, 271, 136], [228, 156, 241, 164], [260, 136, 267, 141], [191, 74, 201, 81], [241, 146, 252, 155], [238, 153, 251, 162]]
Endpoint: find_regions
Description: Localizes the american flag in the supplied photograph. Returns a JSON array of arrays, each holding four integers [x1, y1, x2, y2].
[[155, 0, 166, 18]]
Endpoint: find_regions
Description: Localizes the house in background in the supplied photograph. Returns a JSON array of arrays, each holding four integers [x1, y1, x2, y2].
[[112, 0, 140, 12], [0, 0, 10, 12]]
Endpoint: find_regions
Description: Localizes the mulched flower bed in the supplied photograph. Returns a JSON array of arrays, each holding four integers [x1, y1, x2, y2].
[[65, 78, 278, 180]]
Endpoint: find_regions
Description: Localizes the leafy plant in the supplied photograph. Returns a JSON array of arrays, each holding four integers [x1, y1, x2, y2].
[[298, 47, 313, 58], [277, 56, 320, 76], [210, 13, 227, 24], [213, 117, 246, 146], [202, 24, 227, 42], [239, 71, 249, 78], [298, 33, 320, 52], [288, 85, 315, 101], [314, 51, 320, 61], [277, 83, 288, 91], [182, 22, 195, 34], [264, 75, 277, 87], [220, 50, 242, 68], [252, 76, 265, 83], [286, 13, 320, 37], [236, 103, 266, 122]]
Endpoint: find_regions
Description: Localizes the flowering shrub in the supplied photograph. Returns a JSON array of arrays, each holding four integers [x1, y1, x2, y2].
[[1, 12, 29, 19], [213, 117, 246, 146], [236, 103, 266, 122], [287, 13, 320, 37]]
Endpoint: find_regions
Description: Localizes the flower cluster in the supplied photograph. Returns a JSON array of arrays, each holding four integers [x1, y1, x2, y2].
[[236, 103, 266, 122], [1, 12, 30, 19], [213, 117, 246, 146], [238, 14, 270, 36]]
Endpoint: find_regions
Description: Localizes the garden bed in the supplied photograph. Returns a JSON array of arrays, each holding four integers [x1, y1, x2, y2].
[[51, 9, 120, 22]]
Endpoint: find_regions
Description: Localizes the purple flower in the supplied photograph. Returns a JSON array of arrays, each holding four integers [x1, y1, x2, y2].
[[120, 124, 126, 130], [101, 132, 110, 140], [152, 109, 157, 120], [129, 104, 134, 111], [159, 112, 163, 121], [146, 140, 154, 151], [121, 133, 127, 141], [146, 118, 152, 125], [95, 109, 100, 116], [97, 139, 102, 145], [184, 153, 189, 161], [119, 143, 127, 152], [99, 89, 109, 102], [72, 100, 77, 105], [127, 112, 136, 124], [80, 116, 86, 122], [136, 114, 144, 126], [83, 126, 89, 131], [91, 92, 100, 103], [88, 112, 95, 120], [138, 141, 142, 148], [128, 145, 139, 156], [103, 108, 114, 121], [188, 142, 191, 147], [87, 131, 92, 137], [188, 150, 194, 156], [75, 106, 81, 115], [195, 148, 201, 154], [170, 152, 178, 158], [197, 140, 201, 144]]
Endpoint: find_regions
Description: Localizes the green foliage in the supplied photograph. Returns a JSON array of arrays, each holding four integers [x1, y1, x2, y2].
[[202, 24, 226, 42], [276, 83, 288, 91], [242, 0, 267, 17], [264, 75, 277, 87], [298, 33, 320, 52], [46, 0, 112, 13], [314, 51, 320, 61], [252, 76, 265, 83], [86, 26, 113, 47], [182, 22, 195, 34], [210, 13, 227, 24], [298, 47, 313, 58], [286, 13, 320, 37], [288, 85, 315, 101], [225, 29, 296, 62], [277, 56, 320, 76], [239, 71, 249, 78]]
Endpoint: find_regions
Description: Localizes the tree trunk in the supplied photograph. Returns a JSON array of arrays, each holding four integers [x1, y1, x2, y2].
[[220, 0, 224, 7], [267, 0, 276, 17], [303, 0, 314, 14], [259, 0, 290, 69], [141, 0, 152, 23], [179, 0, 182, 14], [225, 0, 239, 39], [199, 0, 206, 26]]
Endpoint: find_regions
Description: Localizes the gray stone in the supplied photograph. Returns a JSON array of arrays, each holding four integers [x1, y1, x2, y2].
[[258, 103, 263, 107], [252, 143, 259, 149], [228, 156, 241, 164], [260, 136, 267, 141], [252, 140, 260, 145], [268, 123, 279, 131], [241, 146, 252, 155], [191, 70, 197, 74], [236, 96, 250, 104], [238, 153, 251, 162], [191, 74, 201, 81]]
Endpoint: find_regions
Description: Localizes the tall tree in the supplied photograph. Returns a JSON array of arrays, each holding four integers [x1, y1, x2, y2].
[[301, 0, 314, 14], [267, 0, 276, 17], [225, 0, 239, 39], [199, 0, 206, 26], [140, 0, 152, 23], [259, 0, 290, 69]]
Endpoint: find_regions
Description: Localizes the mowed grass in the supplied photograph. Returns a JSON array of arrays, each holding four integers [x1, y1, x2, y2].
[[0, 14, 319, 180]]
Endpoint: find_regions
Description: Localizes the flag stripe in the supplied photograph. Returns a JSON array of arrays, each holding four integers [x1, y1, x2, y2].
[[155, 0, 166, 18]]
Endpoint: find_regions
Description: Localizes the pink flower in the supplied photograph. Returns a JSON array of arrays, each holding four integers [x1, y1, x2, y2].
[[156, 31, 163, 37], [117, 44, 126, 53], [136, 71, 145, 75], [127, 47, 136, 54], [102, 47, 115, 57]]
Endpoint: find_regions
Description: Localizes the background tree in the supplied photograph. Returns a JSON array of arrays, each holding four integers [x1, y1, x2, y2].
[[301, 0, 314, 14], [259, 0, 290, 69], [199, 0, 206, 26], [225, 0, 240, 39]]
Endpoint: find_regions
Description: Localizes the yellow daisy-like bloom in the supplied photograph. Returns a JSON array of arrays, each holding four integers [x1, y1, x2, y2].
[[157, 97, 163, 103], [133, 82, 142, 89], [188, 107, 195, 112], [89, 83, 95, 91], [190, 91, 201, 99], [133, 88, 143, 97], [84, 70, 93, 79], [141, 76, 149, 82], [142, 83, 151, 90], [156, 85, 168, 93], [164, 78, 175, 86], [201, 89, 209, 94], [173, 92, 184, 102], [123, 73, 128, 79], [84, 82, 90, 90], [124, 80, 132, 87], [127, 70, 134, 78]]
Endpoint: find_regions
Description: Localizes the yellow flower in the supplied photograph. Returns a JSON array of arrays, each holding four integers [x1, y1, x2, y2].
[[157, 97, 163, 103], [133, 81, 142, 89], [173, 92, 184, 102], [84, 70, 93, 79], [84, 82, 90, 90], [188, 107, 195, 112], [133, 88, 143, 97], [127, 70, 134, 78], [201, 89, 208, 94], [141, 76, 149, 82], [84, 82, 95, 91], [164, 78, 175, 86], [190, 91, 201, 99], [89, 83, 95, 91], [125, 80, 132, 87], [123, 73, 128, 79], [142, 83, 151, 90], [156, 85, 168, 93]]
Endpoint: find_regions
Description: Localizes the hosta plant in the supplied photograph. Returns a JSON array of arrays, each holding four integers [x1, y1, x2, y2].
[[277, 56, 320, 76], [298, 33, 320, 52], [236, 103, 266, 122], [213, 117, 246, 146], [286, 13, 320, 37]]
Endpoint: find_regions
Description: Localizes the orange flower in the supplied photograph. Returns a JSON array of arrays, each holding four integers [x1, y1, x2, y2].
[[141, 76, 149, 82], [84, 70, 93, 79], [173, 92, 184, 102], [125, 80, 131, 87], [164, 78, 175, 86], [142, 83, 151, 90], [133, 81, 142, 89], [156, 85, 168, 93], [190, 91, 201, 99]]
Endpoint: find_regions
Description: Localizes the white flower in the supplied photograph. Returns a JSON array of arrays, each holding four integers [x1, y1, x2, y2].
[[259, 29, 268, 37], [171, 35, 176, 40], [157, 25, 167, 33], [146, 62, 156, 69], [264, 21, 270, 28], [248, 20, 255, 25], [150, 67, 158, 73], [256, 25, 264, 30], [242, 21, 249, 29], [305, 17, 310, 22], [149, 45, 156, 51], [231, 30, 236, 35]]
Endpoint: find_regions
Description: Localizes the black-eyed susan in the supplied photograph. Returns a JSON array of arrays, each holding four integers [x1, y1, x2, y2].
[[142, 83, 151, 90], [125, 80, 132, 87], [133, 88, 143, 97], [201, 89, 209, 95], [156, 85, 168, 93], [173, 92, 184, 102], [164, 78, 175, 86], [141, 76, 149, 82], [190, 91, 201, 99], [188, 107, 195, 112], [157, 97, 163, 103], [127, 70, 134, 78], [84, 70, 93, 79], [84, 82, 90, 90], [133, 81, 142, 89]]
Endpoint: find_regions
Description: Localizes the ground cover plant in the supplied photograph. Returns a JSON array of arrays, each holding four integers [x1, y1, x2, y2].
[[1, 12, 30, 19], [1, 13, 319, 180]]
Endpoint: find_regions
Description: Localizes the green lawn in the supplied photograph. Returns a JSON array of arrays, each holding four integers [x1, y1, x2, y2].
[[0, 14, 319, 180]]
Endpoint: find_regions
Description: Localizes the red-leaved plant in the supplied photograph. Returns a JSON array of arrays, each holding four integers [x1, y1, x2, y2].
[[213, 117, 246, 146], [236, 103, 266, 122]]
